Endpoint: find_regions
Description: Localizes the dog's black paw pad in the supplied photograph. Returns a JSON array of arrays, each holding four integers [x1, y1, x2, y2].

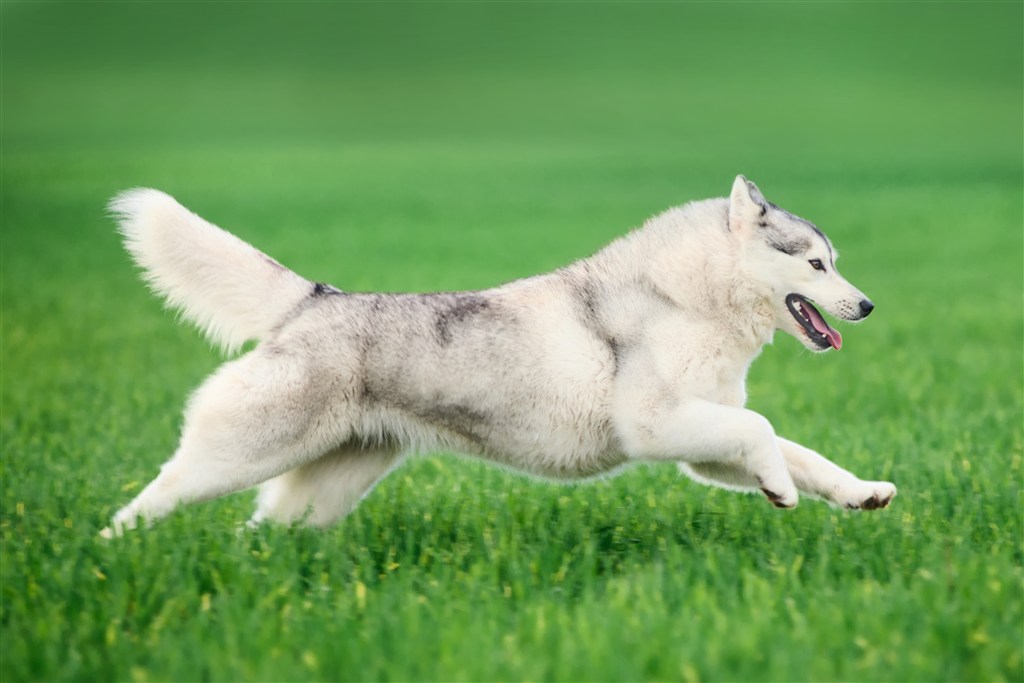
[[862, 493, 893, 510], [848, 492, 894, 511], [761, 488, 794, 509]]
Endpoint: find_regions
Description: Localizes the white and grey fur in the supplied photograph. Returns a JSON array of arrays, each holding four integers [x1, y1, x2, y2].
[[101, 175, 896, 537]]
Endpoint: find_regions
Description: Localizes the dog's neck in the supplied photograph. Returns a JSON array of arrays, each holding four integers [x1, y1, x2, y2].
[[589, 198, 776, 356]]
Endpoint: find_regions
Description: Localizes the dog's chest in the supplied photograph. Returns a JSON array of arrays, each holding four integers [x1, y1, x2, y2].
[[632, 315, 755, 407]]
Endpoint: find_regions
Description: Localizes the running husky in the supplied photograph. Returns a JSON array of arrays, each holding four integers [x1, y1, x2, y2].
[[102, 176, 895, 537]]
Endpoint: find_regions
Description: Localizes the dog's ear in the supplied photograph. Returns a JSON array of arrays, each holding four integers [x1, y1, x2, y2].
[[729, 175, 768, 232]]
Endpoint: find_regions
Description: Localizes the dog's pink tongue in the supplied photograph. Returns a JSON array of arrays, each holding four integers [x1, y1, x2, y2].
[[805, 305, 843, 350]]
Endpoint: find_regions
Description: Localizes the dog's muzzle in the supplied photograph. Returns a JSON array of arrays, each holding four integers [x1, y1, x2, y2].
[[786, 294, 842, 350]]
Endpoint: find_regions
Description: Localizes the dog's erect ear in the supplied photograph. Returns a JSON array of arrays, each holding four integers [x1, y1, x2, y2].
[[729, 174, 768, 232]]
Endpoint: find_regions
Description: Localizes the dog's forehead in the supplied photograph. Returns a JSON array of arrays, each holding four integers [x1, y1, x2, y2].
[[766, 202, 836, 259]]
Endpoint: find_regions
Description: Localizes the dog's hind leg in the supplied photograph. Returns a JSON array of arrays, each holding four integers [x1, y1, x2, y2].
[[101, 353, 347, 537], [248, 447, 403, 528]]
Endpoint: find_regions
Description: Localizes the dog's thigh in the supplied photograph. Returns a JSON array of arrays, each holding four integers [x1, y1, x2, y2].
[[103, 353, 348, 537], [251, 447, 402, 527]]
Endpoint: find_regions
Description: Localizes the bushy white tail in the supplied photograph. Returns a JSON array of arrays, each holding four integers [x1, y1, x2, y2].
[[110, 189, 313, 353]]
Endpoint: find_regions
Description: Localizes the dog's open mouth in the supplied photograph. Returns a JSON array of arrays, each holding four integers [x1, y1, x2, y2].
[[786, 294, 842, 350]]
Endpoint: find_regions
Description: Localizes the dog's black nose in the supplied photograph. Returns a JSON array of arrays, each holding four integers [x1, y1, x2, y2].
[[859, 299, 874, 317]]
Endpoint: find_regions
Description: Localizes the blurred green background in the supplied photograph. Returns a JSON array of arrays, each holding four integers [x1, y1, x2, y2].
[[2, 2, 1021, 682]]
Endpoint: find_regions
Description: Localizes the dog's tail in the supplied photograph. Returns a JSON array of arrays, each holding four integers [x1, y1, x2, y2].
[[110, 189, 314, 353]]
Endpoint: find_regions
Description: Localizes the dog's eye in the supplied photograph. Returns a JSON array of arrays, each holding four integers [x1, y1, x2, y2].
[[808, 259, 825, 272]]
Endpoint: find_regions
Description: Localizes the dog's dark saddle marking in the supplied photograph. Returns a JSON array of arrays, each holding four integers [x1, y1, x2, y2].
[[311, 282, 344, 297], [563, 270, 623, 375], [433, 294, 490, 346]]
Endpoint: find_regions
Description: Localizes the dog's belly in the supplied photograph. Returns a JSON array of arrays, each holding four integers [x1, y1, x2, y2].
[[358, 375, 625, 479], [471, 411, 626, 480]]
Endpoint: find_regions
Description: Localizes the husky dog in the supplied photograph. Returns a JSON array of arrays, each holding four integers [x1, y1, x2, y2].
[[101, 176, 895, 537]]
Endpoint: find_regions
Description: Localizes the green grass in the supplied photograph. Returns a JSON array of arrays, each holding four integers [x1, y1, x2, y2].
[[2, 2, 1022, 681]]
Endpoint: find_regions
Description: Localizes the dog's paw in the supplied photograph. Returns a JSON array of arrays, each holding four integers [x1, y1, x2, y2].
[[762, 488, 799, 509], [758, 477, 799, 509], [99, 506, 143, 539], [843, 481, 897, 511], [99, 520, 128, 539]]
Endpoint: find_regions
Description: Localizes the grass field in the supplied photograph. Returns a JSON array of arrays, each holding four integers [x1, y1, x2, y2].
[[2, 2, 1022, 681]]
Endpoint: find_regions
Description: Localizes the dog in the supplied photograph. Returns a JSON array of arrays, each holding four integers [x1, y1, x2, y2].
[[101, 175, 896, 537]]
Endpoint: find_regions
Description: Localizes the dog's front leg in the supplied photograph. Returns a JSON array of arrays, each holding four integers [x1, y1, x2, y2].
[[777, 437, 896, 510], [623, 399, 798, 508]]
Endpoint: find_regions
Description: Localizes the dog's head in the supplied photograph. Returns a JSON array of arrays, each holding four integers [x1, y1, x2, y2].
[[729, 175, 873, 352]]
